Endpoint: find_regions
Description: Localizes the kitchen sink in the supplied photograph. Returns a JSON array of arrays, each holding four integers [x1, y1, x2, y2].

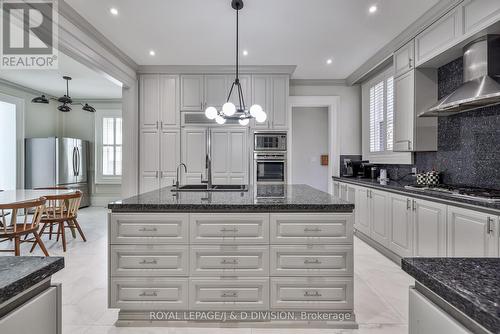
[[171, 184, 248, 192]]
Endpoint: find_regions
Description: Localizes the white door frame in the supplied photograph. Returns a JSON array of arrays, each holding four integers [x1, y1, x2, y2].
[[0, 92, 25, 189], [288, 96, 340, 194]]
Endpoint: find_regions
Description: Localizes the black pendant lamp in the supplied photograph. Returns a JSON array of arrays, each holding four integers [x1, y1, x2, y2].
[[204, 0, 267, 125], [31, 95, 49, 104]]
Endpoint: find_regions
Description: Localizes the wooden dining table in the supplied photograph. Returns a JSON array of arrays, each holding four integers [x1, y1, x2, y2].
[[0, 189, 78, 238]]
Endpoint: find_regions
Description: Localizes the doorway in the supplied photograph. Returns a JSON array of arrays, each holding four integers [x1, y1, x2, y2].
[[0, 100, 17, 190], [291, 107, 329, 192]]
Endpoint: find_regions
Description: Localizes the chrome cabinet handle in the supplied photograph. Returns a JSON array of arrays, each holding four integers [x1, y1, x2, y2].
[[139, 291, 158, 297], [412, 200, 416, 211], [408, 58, 412, 69], [304, 291, 322, 297], [139, 227, 158, 232], [304, 227, 321, 232], [139, 259, 158, 265], [407, 199, 411, 210], [220, 258, 239, 265], [221, 291, 238, 298], [487, 217, 494, 234], [220, 227, 238, 233], [304, 258, 321, 264]]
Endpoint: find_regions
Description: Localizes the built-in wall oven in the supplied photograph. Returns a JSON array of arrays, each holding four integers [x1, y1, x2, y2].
[[253, 132, 287, 185], [254, 132, 287, 151]]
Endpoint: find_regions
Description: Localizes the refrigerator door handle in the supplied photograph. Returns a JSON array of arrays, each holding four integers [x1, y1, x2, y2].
[[72, 147, 77, 176], [76, 147, 80, 176]]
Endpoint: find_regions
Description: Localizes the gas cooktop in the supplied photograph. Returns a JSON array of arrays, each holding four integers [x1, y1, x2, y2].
[[404, 184, 500, 203]]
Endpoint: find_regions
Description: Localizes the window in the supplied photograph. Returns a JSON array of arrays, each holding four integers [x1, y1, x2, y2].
[[369, 76, 394, 152], [96, 110, 122, 183]]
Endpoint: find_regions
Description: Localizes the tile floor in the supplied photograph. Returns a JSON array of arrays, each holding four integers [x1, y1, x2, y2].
[[2, 207, 414, 334]]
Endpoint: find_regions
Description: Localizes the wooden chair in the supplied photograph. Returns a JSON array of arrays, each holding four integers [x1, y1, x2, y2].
[[0, 197, 49, 256], [35, 191, 86, 252]]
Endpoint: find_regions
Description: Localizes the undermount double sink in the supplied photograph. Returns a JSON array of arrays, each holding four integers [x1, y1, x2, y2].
[[171, 184, 248, 192]]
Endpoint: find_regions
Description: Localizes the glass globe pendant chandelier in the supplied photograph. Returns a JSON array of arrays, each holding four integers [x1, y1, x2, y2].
[[205, 0, 266, 126]]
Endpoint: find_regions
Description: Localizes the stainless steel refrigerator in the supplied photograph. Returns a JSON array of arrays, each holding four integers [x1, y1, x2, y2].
[[25, 137, 90, 207]]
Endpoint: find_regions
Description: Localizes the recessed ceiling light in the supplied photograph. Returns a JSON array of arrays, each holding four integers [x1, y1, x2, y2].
[[369, 5, 378, 14], [110, 7, 118, 16], [149, 50, 156, 56], [242, 50, 248, 56], [326, 58, 333, 65]]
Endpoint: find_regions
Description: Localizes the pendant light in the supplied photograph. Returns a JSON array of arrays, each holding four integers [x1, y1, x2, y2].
[[205, 0, 266, 125], [31, 76, 96, 113]]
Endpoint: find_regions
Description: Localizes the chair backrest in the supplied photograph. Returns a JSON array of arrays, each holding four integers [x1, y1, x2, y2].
[[0, 197, 46, 234], [34, 187, 69, 190], [42, 191, 82, 220]]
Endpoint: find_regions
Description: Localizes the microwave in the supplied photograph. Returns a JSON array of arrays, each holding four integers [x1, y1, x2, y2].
[[254, 132, 287, 151]]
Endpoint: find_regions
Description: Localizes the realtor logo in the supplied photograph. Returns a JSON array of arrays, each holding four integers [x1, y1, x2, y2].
[[1, 0, 58, 69]]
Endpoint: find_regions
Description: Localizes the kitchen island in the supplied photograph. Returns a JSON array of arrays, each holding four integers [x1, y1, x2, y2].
[[107, 184, 356, 328]]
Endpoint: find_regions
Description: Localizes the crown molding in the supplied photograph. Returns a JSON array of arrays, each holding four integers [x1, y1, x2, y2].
[[290, 79, 347, 86], [346, 0, 463, 85], [0, 78, 51, 97], [137, 65, 297, 75]]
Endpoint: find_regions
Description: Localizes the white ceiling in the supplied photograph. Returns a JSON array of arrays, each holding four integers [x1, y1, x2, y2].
[[66, 0, 439, 79], [0, 52, 123, 99]]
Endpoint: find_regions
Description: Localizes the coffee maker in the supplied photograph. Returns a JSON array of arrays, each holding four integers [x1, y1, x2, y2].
[[343, 159, 365, 177]]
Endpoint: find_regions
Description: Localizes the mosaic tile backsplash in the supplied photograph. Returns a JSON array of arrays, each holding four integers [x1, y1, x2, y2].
[[384, 57, 500, 189]]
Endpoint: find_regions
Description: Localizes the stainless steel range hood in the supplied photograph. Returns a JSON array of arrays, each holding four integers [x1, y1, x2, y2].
[[420, 35, 500, 117]]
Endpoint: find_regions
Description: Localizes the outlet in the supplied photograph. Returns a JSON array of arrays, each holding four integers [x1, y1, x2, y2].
[[411, 167, 417, 175]]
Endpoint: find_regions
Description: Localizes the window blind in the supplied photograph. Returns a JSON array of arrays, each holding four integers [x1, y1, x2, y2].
[[369, 75, 394, 153], [386, 76, 394, 151]]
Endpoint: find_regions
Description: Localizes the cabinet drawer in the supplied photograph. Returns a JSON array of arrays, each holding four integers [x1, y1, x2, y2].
[[270, 245, 353, 276], [190, 214, 269, 244], [110, 245, 188, 277], [270, 213, 352, 244], [271, 277, 353, 310], [190, 246, 269, 277], [189, 278, 269, 310], [110, 277, 188, 310], [110, 213, 188, 244]]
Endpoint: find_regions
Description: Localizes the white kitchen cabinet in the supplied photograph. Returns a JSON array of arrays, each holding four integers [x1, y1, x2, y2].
[[181, 128, 207, 184], [211, 128, 248, 184], [461, 0, 500, 36], [370, 190, 389, 247], [181, 75, 204, 111], [393, 69, 438, 152], [251, 75, 289, 130], [409, 287, 471, 334], [413, 199, 447, 257], [394, 40, 415, 78], [415, 6, 463, 66], [140, 75, 179, 129], [333, 181, 341, 198], [204, 75, 227, 110], [388, 193, 413, 258], [354, 187, 371, 236], [340, 183, 356, 203], [160, 129, 181, 186], [447, 206, 499, 257]]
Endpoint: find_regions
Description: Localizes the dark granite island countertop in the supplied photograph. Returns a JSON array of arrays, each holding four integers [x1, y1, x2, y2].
[[108, 184, 354, 212], [0, 256, 64, 304], [402, 258, 500, 333]]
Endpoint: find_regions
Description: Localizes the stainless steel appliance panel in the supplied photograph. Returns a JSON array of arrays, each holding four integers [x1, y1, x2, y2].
[[254, 132, 287, 151], [75, 140, 88, 184], [58, 137, 76, 185], [254, 152, 287, 184], [25, 138, 57, 189]]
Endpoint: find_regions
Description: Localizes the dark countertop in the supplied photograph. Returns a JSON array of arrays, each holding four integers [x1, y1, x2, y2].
[[333, 176, 500, 213], [402, 258, 500, 333], [108, 184, 354, 212], [0, 256, 64, 304]]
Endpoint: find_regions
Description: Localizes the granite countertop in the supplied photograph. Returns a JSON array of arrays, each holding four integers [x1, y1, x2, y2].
[[108, 184, 354, 212], [0, 256, 64, 304], [333, 176, 500, 213], [402, 258, 500, 333]]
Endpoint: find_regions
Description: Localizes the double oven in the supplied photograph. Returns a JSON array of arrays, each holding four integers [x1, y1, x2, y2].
[[253, 132, 287, 185]]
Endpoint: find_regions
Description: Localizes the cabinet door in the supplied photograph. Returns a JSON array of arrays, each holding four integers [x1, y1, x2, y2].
[[139, 129, 159, 193], [414, 199, 447, 257], [204, 75, 227, 111], [228, 128, 248, 184], [393, 70, 415, 152], [227, 75, 251, 109], [462, 0, 500, 36], [415, 7, 463, 66], [181, 75, 204, 111], [211, 129, 229, 184], [160, 129, 180, 187], [394, 41, 415, 78], [272, 75, 289, 129], [447, 206, 498, 257], [140, 75, 160, 129], [388, 194, 413, 257], [370, 190, 389, 247], [333, 181, 340, 198], [252, 75, 271, 129], [181, 128, 207, 184], [159, 75, 179, 128], [354, 187, 370, 236]]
